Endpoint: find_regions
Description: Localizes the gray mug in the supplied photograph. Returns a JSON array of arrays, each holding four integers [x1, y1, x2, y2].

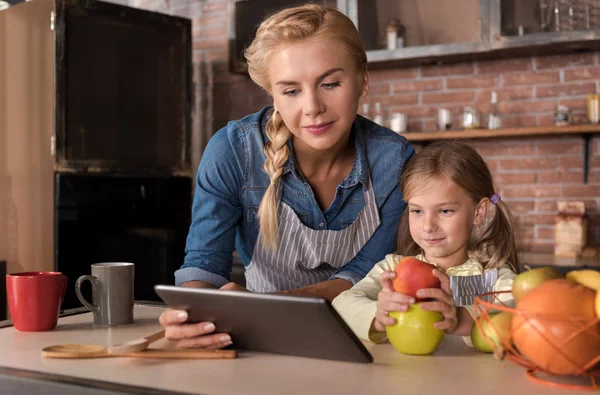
[[75, 262, 135, 326]]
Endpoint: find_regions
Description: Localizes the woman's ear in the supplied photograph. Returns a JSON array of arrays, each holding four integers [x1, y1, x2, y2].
[[360, 72, 369, 98], [473, 198, 490, 226]]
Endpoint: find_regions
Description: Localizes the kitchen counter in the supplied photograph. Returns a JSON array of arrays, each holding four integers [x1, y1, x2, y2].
[[0, 303, 585, 394]]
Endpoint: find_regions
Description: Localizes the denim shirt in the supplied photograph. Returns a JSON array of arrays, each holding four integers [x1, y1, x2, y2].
[[175, 106, 414, 288]]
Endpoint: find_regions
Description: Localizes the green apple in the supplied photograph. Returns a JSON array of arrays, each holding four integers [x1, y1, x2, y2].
[[471, 312, 513, 353], [512, 267, 563, 302], [386, 303, 445, 355]]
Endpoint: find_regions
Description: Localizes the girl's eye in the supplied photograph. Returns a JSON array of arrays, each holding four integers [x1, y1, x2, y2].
[[284, 89, 299, 97], [440, 209, 454, 215], [410, 209, 422, 215], [322, 82, 340, 90]]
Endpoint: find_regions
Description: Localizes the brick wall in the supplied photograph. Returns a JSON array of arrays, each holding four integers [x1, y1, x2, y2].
[[128, 0, 599, 253]]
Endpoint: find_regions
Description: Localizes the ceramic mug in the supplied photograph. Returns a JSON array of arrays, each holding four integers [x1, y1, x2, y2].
[[6, 271, 67, 332], [75, 262, 135, 326]]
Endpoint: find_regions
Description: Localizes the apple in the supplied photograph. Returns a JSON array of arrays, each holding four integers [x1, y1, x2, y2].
[[386, 303, 445, 355], [512, 267, 563, 302], [471, 312, 513, 353], [393, 257, 441, 300]]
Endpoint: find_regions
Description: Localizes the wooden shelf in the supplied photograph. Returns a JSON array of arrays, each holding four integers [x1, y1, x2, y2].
[[400, 124, 600, 142]]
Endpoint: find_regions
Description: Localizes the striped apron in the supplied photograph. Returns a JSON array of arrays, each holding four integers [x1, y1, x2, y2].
[[449, 269, 499, 306], [245, 179, 380, 293]]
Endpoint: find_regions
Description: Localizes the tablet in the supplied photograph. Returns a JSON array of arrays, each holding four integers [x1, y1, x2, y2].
[[154, 285, 373, 363]]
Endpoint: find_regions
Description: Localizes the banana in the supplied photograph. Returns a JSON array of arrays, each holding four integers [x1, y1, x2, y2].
[[565, 270, 600, 291]]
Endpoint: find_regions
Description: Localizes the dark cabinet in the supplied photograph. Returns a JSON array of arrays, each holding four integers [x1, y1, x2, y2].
[[0, 0, 193, 308]]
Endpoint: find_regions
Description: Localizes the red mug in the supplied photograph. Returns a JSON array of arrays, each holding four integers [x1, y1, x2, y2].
[[6, 272, 68, 332]]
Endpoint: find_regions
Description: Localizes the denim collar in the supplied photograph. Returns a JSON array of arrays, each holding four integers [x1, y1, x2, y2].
[[261, 109, 369, 188]]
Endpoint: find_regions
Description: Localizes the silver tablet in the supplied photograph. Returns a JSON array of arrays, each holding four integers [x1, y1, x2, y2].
[[154, 285, 373, 363]]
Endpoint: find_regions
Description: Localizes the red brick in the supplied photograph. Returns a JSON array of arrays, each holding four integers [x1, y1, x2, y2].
[[205, 48, 228, 62], [495, 115, 538, 128], [193, 15, 226, 27], [387, 105, 438, 118], [559, 98, 588, 110], [201, 1, 227, 13], [493, 172, 536, 184], [514, 229, 534, 239], [196, 25, 228, 39], [421, 91, 474, 104], [564, 67, 600, 81], [476, 87, 534, 104], [529, 243, 554, 253], [476, 144, 536, 156], [476, 58, 533, 74], [536, 170, 583, 183], [422, 120, 437, 132], [503, 72, 560, 86], [537, 141, 583, 155], [534, 200, 557, 212], [498, 101, 556, 114], [571, 113, 591, 124], [368, 83, 391, 95], [369, 68, 418, 81], [368, 94, 419, 107], [561, 185, 600, 197], [407, 120, 424, 133], [559, 156, 583, 168], [446, 75, 499, 89], [392, 79, 443, 93], [524, 214, 558, 225], [421, 63, 474, 77], [591, 156, 600, 167], [537, 114, 555, 126], [536, 82, 597, 98], [499, 157, 557, 170], [535, 53, 596, 70], [503, 185, 560, 198], [193, 38, 227, 50], [535, 226, 555, 240], [504, 200, 535, 213]]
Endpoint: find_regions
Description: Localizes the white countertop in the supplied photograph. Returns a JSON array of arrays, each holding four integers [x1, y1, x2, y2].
[[0, 304, 579, 394]]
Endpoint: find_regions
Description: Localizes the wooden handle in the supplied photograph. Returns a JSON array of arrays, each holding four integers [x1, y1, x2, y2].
[[143, 329, 166, 345], [126, 348, 237, 359], [42, 344, 237, 359]]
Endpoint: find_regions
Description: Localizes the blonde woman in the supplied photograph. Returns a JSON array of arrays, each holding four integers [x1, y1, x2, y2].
[[159, 4, 414, 349]]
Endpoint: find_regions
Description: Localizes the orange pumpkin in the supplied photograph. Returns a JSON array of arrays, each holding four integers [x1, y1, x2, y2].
[[512, 279, 600, 375]]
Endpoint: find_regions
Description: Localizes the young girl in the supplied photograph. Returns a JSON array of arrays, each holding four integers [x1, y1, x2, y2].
[[159, 4, 414, 349], [332, 141, 518, 344]]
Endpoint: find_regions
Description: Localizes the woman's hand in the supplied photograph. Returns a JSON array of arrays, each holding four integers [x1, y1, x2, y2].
[[158, 309, 233, 349], [417, 269, 459, 333], [374, 270, 415, 332], [220, 282, 249, 292]]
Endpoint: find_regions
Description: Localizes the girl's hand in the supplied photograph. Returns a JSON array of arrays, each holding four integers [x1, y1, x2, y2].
[[220, 282, 249, 292], [374, 270, 415, 332], [158, 309, 233, 349], [417, 269, 459, 333]]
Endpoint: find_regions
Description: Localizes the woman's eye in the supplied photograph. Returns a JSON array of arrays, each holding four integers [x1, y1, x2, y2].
[[284, 89, 299, 97], [322, 82, 340, 90], [440, 209, 454, 215], [410, 209, 422, 215]]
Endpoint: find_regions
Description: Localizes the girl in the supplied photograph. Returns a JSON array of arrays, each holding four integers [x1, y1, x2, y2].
[[332, 141, 518, 344], [159, 4, 414, 348]]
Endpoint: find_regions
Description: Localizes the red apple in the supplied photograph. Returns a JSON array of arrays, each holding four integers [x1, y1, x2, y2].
[[392, 257, 441, 300]]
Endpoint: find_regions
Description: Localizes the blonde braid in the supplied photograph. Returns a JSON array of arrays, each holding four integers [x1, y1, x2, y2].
[[258, 109, 292, 251]]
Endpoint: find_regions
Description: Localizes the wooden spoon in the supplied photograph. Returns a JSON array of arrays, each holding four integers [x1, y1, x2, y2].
[[41, 344, 236, 359], [107, 329, 166, 354]]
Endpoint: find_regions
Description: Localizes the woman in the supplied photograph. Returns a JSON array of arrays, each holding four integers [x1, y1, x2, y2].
[[160, 4, 414, 349]]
